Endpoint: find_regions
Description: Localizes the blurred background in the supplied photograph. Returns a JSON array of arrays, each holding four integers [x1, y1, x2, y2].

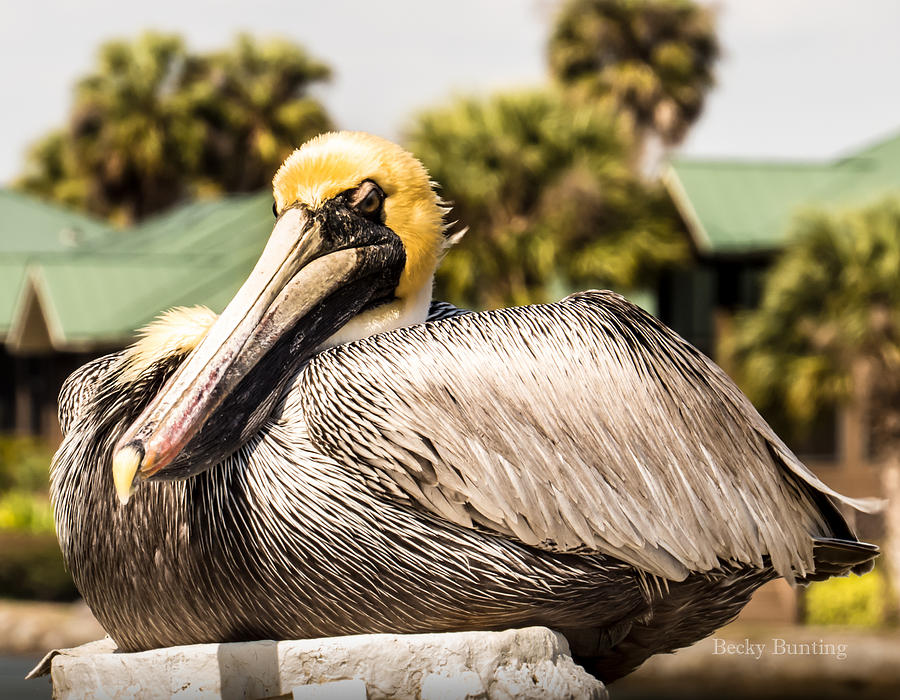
[[1, 0, 900, 697]]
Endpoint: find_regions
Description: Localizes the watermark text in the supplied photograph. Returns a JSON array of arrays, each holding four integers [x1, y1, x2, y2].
[[712, 638, 847, 661]]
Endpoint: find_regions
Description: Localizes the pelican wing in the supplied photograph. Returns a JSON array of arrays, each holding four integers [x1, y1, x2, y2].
[[303, 292, 871, 580], [58, 352, 123, 436]]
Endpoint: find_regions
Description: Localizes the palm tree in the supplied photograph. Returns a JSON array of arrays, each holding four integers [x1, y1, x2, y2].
[[17, 129, 88, 213], [732, 196, 900, 607], [185, 34, 332, 195], [17, 32, 332, 224], [548, 0, 718, 149], [733, 197, 900, 438], [406, 89, 685, 309], [20, 33, 192, 224]]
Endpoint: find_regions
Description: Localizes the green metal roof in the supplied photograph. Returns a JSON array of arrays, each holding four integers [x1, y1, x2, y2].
[[95, 193, 272, 257], [0, 189, 116, 341], [0, 189, 115, 256], [1, 192, 273, 350], [665, 130, 900, 255], [0, 264, 25, 337]]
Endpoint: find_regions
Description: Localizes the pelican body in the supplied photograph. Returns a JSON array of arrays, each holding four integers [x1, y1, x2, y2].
[[52, 132, 877, 682]]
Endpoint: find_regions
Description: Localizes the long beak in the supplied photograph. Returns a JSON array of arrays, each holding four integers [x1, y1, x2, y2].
[[111, 205, 402, 503]]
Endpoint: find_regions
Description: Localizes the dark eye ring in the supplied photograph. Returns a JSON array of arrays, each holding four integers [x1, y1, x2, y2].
[[352, 181, 385, 220], [272, 201, 279, 218], [359, 189, 382, 215]]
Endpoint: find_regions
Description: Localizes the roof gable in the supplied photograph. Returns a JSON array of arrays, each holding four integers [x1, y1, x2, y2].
[[2, 193, 273, 351], [666, 131, 900, 255], [0, 189, 115, 256]]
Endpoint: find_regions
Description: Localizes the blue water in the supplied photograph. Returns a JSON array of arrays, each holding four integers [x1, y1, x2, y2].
[[0, 656, 50, 699]]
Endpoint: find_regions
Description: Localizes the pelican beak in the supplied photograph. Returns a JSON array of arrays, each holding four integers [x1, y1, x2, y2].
[[111, 204, 405, 503]]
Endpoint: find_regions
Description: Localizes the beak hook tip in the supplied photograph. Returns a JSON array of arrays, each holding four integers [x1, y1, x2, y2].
[[112, 443, 144, 505]]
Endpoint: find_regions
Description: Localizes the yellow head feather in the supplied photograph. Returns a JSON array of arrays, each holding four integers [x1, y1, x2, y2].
[[118, 306, 218, 384], [272, 131, 445, 300]]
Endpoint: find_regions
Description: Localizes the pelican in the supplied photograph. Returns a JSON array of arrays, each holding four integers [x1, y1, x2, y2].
[[52, 131, 878, 682]]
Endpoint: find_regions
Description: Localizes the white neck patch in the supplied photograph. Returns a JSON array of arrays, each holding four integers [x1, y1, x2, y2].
[[319, 275, 433, 349]]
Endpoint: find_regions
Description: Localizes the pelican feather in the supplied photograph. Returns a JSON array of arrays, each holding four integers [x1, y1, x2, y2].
[[49, 132, 880, 683], [301, 290, 875, 583]]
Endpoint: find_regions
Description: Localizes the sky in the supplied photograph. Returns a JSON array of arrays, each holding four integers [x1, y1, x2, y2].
[[1, 0, 900, 185]]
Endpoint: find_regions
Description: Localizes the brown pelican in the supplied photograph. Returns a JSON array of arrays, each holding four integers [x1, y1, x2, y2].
[[52, 131, 878, 682]]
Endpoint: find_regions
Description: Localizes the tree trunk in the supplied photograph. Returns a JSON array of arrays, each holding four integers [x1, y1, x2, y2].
[[881, 457, 900, 618], [840, 356, 872, 471]]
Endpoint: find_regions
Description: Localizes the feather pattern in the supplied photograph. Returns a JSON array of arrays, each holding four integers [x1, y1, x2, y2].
[[302, 291, 875, 582], [49, 297, 878, 682]]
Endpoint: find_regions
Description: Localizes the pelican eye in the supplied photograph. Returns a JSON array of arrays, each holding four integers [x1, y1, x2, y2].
[[272, 201, 279, 218], [350, 181, 386, 222]]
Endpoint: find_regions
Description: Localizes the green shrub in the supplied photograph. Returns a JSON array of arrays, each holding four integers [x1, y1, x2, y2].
[[0, 435, 72, 600], [0, 489, 55, 533], [805, 567, 887, 627], [0, 434, 54, 492], [0, 531, 78, 601]]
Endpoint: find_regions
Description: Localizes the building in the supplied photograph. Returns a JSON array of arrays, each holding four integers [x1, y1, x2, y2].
[[0, 190, 272, 441], [660, 129, 900, 515], [659, 129, 900, 620], [1, 189, 114, 439]]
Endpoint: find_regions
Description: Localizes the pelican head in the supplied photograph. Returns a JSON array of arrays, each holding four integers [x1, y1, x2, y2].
[[112, 132, 447, 502]]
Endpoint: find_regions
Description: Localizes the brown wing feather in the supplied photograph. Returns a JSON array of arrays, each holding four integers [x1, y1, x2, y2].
[[302, 291, 874, 581], [57, 352, 122, 436]]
